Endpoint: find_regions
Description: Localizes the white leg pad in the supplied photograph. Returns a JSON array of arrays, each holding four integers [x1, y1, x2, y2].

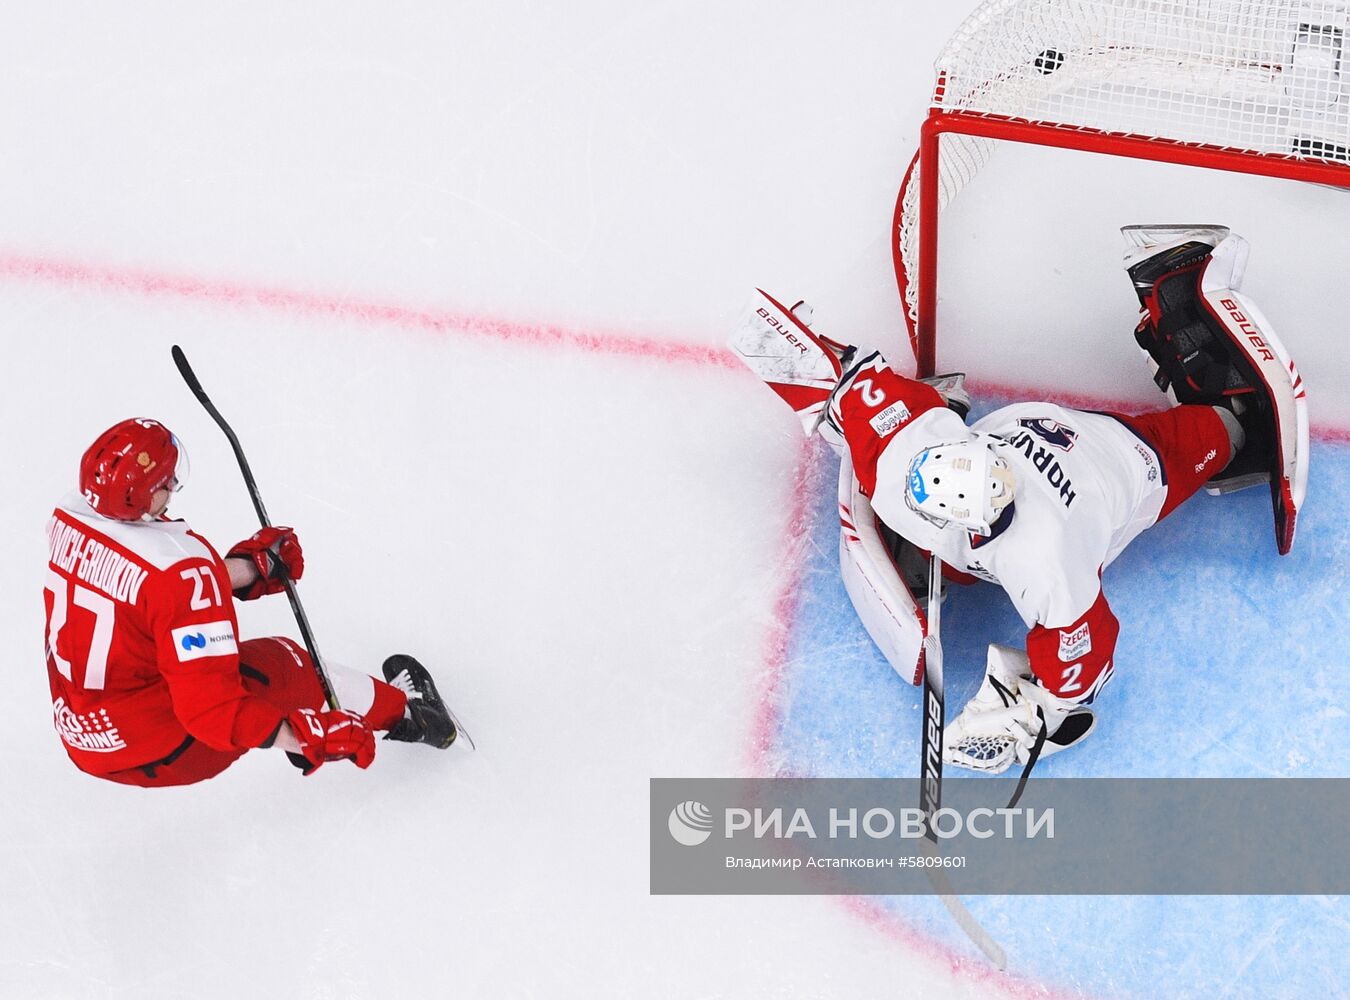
[[1199, 238, 1310, 554], [837, 451, 925, 686]]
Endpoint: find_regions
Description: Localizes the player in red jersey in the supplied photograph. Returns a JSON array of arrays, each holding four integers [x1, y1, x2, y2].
[[44, 417, 459, 787]]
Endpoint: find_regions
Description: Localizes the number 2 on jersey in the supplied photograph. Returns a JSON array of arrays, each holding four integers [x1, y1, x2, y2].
[[852, 378, 886, 408]]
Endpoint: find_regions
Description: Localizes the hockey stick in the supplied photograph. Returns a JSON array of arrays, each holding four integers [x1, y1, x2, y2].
[[171, 345, 341, 711], [918, 553, 1008, 969], [1005, 710, 1046, 811]]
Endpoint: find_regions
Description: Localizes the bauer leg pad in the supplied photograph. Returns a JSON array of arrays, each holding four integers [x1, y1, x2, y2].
[[837, 451, 926, 685], [1123, 227, 1309, 554]]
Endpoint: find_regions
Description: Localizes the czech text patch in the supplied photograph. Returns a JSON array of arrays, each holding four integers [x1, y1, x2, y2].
[[1058, 622, 1092, 662]]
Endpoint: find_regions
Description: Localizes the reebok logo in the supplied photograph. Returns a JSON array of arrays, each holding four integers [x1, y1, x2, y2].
[[1194, 448, 1218, 473]]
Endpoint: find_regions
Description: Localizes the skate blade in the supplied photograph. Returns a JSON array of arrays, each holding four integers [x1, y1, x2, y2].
[[446, 705, 476, 752], [1120, 223, 1229, 251], [1204, 472, 1270, 496]]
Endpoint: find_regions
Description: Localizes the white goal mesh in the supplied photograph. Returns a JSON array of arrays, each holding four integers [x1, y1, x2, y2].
[[897, 0, 1350, 346]]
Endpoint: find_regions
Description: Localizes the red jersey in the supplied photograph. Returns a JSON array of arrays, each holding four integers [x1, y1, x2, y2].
[[43, 493, 285, 776]]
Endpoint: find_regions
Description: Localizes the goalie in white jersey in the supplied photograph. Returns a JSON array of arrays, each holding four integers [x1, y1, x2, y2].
[[730, 226, 1307, 773]]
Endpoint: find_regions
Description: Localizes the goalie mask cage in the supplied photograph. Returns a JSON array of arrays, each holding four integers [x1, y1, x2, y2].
[[896, 0, 1350, 376]]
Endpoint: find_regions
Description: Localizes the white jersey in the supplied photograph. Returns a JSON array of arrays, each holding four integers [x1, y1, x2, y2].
[[826, 346, 1236, 702], [845, 386, 1166, 630]]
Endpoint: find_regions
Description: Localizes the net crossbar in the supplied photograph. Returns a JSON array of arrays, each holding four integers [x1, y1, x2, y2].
[[896, 0, 1350, 373]]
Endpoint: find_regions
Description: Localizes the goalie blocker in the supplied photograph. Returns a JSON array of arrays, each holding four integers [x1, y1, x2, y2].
[[1124, 225, 1309, 554]]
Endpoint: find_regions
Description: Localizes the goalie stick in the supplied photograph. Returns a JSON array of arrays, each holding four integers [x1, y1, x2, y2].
[[171, 345, 341, 712], [725, 289, 1002, 963], [918, 553, 1008, 969]]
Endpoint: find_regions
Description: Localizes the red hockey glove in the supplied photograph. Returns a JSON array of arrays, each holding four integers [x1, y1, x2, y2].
[[227, 526, 304, 600], [285, 708, 376, 775]]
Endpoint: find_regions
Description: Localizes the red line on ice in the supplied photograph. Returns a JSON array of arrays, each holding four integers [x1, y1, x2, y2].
[[2, 250, 1328, 998], [0, 252, 741, 372], [2, 248, 1347, 443], [743, 439, 1103, 1000], [840, 896, 1098, 1000], [746, 434, 818, 775]]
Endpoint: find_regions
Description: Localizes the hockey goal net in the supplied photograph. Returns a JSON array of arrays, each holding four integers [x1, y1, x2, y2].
[[896, 0, 1350, 375]]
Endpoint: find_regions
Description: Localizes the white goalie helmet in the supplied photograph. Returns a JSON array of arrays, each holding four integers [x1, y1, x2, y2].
[[904, 434, 1016, 536]]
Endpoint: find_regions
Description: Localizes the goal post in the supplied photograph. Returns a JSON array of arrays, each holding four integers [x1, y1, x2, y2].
[[896, 0, 1350, 376]]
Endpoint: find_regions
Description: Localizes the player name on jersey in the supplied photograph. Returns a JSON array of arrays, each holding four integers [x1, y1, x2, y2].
[[998, 427, 1079, 509], [47, 518, 149, 606]]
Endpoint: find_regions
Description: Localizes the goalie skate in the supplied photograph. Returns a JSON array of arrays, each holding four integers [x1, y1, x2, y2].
[[1123, 226, 1309, 554]]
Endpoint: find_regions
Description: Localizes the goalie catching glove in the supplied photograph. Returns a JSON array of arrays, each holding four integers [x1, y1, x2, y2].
[[944, 645, 1106, 774]]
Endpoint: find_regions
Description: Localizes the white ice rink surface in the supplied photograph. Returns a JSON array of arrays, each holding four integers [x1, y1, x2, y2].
[[2, 3, 1347, 998]]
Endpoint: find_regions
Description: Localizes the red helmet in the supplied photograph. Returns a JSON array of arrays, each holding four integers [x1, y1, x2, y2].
[[79, 418, 189, 521]]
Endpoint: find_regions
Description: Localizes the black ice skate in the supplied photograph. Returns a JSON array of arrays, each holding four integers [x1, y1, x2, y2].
[[382, 654, 466, 750]]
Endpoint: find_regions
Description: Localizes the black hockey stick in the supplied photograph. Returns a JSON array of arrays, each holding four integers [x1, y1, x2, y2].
[[171, 345, 341, 711], [1005, 709, 1046, 811], [918, 553, 1008, 969]]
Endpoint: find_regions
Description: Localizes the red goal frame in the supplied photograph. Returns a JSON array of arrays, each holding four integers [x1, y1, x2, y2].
[[895, 103, 1350, 377]]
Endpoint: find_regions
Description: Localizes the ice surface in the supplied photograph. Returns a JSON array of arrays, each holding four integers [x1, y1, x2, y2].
[[1, 2, 1346, 998], [777, 408, 1350, 1000]]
